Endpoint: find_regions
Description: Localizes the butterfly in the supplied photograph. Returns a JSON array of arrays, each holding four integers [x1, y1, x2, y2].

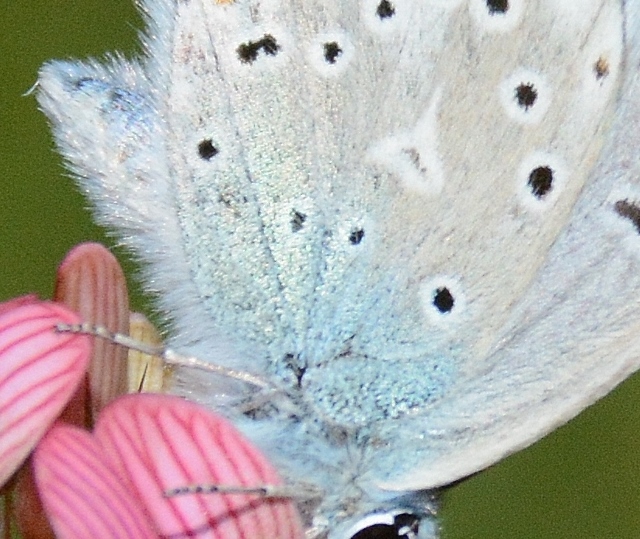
[[36, 0, 640, 537]]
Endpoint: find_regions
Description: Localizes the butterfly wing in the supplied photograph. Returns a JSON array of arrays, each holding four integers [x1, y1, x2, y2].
[[374, 0, 640, 490], [37, 0, 639, 508]]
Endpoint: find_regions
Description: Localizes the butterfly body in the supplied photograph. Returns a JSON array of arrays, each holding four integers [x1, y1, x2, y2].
[[38, 0, 640, 537]]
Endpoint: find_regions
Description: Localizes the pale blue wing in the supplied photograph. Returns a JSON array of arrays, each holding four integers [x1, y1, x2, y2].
[[36, 0, 640, 534], [373, 0, 640, 490]]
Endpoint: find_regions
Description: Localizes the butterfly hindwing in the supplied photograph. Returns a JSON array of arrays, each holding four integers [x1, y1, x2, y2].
[[37, 0, 640, 535]]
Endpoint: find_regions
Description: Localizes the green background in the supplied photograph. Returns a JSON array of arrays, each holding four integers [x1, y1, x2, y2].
[[2, 2, 640, 537]]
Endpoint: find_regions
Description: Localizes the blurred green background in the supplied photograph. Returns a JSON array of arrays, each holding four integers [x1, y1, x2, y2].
[[1, 2, 640, 538]]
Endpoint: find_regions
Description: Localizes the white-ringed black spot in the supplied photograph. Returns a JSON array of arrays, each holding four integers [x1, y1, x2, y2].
[[515, 82, 537, 111], [376, 0, 395, 19], [323, 42, 343, 64], [349, 228, 365, 245], [237, 34, 280, 64], [433, 287, 454, 314], [614, 200, 640, 233], [198, 139, 218, 160], [487, 0, 509, 14], [310, 32, 354, 76], [594, 57, 610, 80], [500, 70, 548, 123], [291, 210, 307, 232], [528, 166, 553, 199], [420, 276, 466, 326], [471, 0, 523, 32]]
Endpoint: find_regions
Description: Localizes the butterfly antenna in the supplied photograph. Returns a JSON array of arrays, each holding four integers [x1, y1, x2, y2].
[[56, 322, 271, 389]]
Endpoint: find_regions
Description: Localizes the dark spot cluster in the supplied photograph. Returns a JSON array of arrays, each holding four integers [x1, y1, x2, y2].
[[528, 166, 554, 199], [197, 138, 218, 160], [232, 3, 396, 71], [376, 0, 395, 19], [291, 210, 307, 232], [401, 147, 428, 176], [283, 353, 306, 387], [237, 34, 280, 64], [234, 3, 397, 71], [349, 228, 365, 245], [486, 0, 509, 14], [594, 56, 610, 81], [614, 200, 640, 233], [515, 82, 538, 111], [289, 208, 366, 245], [433, 287, 454, 314], [323, 41, 343, 64]]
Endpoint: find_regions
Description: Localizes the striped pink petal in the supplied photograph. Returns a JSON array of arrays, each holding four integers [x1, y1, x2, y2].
[[0, 300, 91, 486], [95, 394, 304, 539], [0, 295, 38, 316], [33, 422, 157, 539], [55, 242, 129, 422]]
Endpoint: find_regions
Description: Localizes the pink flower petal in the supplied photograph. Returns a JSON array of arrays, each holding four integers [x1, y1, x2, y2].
[[33, 422, 157, 539], [0, 295, 38, 317], [55, 242, 130, 421], [0, 301, 91, 486], [95, 394, 304, 539]]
